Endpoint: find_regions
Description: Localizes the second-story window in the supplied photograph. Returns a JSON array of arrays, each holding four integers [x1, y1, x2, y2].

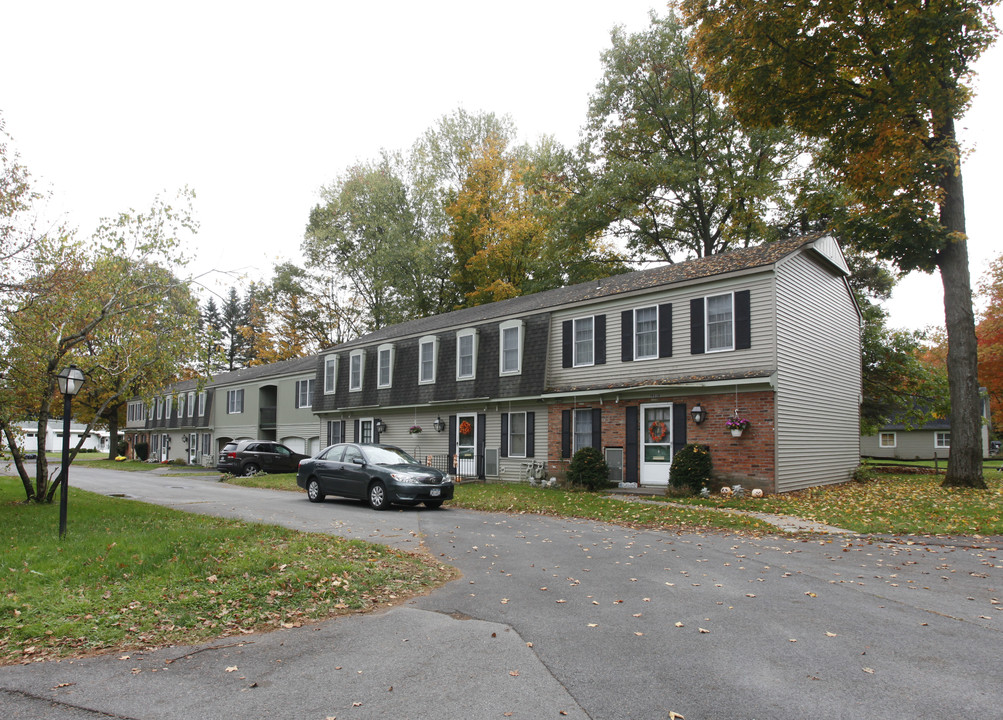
[[350, 351, 364, 391], [377, 344, 394, 389], [418, 336, 437, 384], [165, 395, 173, 419], [296, 379, 314, 408], [499, 320, 523, 375], [574, 317, 594, 367], [227, 389, 244, 414], [457, 329, 477, 380], [324, 355, 337, 394], [187, 391, 195, 417], [706, 293, 734, 352], [177, 394, 185, 419], [634, 307, 658, 360], [197, 391, 206, 417]]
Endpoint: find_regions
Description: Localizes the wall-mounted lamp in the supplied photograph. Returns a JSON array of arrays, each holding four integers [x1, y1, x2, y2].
[[690, 403, 707, 424], [375, 418, 388, 434], [432, 416, 446, 433]]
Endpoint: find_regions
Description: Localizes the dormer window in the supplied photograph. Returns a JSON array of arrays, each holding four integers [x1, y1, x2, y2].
[[457, 329, 478, 380]]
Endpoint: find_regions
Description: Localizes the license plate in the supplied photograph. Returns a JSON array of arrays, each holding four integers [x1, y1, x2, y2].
[[430, 489, 441, 497]]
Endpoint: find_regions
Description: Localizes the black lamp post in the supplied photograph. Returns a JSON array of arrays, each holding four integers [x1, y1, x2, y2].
[[56, 364, 85, 539]]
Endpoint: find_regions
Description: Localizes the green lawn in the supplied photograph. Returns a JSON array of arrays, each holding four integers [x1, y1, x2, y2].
[[0, 477, 455, 666], [673, 468, 1003, 535]]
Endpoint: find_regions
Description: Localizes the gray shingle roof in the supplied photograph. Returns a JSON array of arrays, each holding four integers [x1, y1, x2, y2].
[[333, 234, 823, 350]]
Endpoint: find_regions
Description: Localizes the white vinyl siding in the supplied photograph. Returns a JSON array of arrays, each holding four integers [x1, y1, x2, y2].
[[574, 317, 594, 367], [634, 306, 657, 360], [775, 250, 860, 492]]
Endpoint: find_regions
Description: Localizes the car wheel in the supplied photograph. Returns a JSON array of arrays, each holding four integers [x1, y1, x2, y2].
[[307, 478, 325, 503], [243, 463, 261, 476], [368, 481, 389, 510], [423, 500, 443, 509]]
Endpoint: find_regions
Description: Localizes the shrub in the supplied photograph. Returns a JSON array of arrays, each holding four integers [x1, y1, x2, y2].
[[134, 442, 149, 461], [566, 447, 610, 491], [669, 444, 712, 495], [116, 440, 129, 456]]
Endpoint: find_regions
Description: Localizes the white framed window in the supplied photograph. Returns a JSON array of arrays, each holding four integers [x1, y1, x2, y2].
[[574, 409, 593, 452], [935, 431, 951, 449], [418, 336, 438, 385], [634, 306, 658, 360], [706, 292, 734, 352], [359, 418, 374, 444], [324, 355, 338, 394], [226, 388, 244, 414], [165, 395, 173, 419], [187, 391, 195, 418], [296, 379, 314, 409], [127, 401, 144, 423], [879, 432, 896, 448], [377, 344, 394, 389], [177, 394, 185, 419], [457, 329, 478, 380], [350, 350, 364, 392], [156, 397, 163, 420], [197, 391, 206, 417], [509, 411, 527, 458], [574, 317, 594, 367], [147, 402, 154, 420], [499, 319, 524, 376]]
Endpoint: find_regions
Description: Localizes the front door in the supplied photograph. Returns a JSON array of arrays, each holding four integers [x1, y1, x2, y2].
[[189, 433, 198, 464], [456, 414, 477, 477], [160, 434, 170, 463], [640, 403, 673, 486]]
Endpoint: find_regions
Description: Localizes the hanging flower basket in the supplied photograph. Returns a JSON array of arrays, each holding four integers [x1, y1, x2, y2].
[[409, 425, 423, 434], [726, 416, 750, 437]]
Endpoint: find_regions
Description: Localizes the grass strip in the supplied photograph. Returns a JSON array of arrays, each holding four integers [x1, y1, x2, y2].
[[0, 477, 455, 666]]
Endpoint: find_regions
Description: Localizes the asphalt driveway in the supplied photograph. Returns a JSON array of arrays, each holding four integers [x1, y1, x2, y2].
[[2, 465, 1000, 719]]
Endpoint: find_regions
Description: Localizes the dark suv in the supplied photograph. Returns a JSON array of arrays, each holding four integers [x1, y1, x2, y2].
[[217, 440, 310, 476]]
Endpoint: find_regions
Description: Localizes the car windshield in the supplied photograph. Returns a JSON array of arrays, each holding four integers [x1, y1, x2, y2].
[[365, 446, 418, 466]]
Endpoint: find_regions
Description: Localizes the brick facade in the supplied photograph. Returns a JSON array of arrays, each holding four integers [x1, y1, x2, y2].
[[547, 390, 777, 492]]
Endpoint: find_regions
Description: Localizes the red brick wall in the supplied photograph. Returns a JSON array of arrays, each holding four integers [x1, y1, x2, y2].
[[546, 390, 776, 492]]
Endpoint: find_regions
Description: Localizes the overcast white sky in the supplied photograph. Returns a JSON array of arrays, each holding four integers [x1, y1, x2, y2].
[[3, 1, 1000, 331]]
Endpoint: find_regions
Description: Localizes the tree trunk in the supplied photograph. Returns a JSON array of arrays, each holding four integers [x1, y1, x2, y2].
[[937, 118, 985, 488], [106, 410, 119, 461], [1, 419, 35, 501]]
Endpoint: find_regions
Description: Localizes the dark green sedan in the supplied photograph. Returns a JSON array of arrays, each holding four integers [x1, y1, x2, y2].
[[296, 443, 454, 510]]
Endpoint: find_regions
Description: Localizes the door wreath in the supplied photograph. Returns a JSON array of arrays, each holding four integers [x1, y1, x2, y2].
[[459, 420, 473, 436], [648, 420, 668, 443]]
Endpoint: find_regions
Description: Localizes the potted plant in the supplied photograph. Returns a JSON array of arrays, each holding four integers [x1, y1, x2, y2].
[[725, 416, 750, 437], [409, 424, 423, 435]]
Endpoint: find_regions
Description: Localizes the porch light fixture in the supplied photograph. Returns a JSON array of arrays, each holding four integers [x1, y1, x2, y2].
[[375, 418, 388, 434], [690, 403, 706, 425], [55, 364, 86, 539], [432, 416, 446, 433]]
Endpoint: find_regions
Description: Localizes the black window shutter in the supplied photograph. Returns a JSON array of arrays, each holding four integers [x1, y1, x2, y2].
[[561, 410, 571, 458], [562, 320, 573, 368], [594, 315, 606, 365], [672, 403, 688, 456], [526, 412, 535, 458], [625, 406, 638, 483], [500, 413, 509, 458], [621, 310, 633, 362], [353, 419, 360, 443], [690, 298, 705, 355], [591, 408, 602, 449], [373, 421, 380, 444], [659, 303, 673, 358], [735, 290, 751, 350], [477, 414, 486, 479], [340, 422, 346, 443], [448, 415, 457, 471]]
